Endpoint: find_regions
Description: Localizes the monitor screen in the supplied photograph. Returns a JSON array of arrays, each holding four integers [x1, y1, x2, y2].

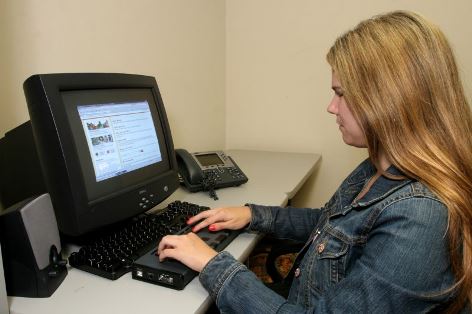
[[17, 73, 180, 237], [77, 101, 162, 183], [60, 87, 173, 204]]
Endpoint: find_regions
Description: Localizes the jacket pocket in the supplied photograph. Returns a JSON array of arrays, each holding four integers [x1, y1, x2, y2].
[[309, 230, 349, 294]]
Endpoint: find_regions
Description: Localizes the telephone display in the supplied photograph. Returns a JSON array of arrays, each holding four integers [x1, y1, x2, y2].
[[175, 149, 248, 194]]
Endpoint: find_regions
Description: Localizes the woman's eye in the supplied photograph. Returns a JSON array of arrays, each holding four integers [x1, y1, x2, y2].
[[332, 87, 344, 97]]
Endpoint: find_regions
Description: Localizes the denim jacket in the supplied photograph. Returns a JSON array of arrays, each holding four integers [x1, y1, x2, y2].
[[199, 159, 457, 313]]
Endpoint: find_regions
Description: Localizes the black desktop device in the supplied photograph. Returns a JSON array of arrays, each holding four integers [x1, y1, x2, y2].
[[0, 73, 240, 290], [132, 225, 239, 290]]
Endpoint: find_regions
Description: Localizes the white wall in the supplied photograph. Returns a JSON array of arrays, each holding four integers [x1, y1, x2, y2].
[[0, 0, 226, 152], [225, 0, 472, 208]]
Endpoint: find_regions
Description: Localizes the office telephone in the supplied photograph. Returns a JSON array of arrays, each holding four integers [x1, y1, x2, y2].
[[175, 149, 248, 199]]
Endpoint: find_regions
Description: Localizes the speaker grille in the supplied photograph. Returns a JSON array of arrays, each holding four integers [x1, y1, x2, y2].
[[21, 194, 61, 270]]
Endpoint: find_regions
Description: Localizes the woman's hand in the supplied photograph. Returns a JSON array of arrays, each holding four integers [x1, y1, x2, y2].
[[157, 206, 251, 272], [187, 206, 252, 233], [157, 233, 217, 272]]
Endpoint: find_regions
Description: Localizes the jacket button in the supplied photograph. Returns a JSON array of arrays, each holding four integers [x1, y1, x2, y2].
[[294, 268, 301, 278], [317, 243, 325, 254]]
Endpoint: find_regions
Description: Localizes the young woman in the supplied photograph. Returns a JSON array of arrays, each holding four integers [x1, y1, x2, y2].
[[158, 11, 472, 313]]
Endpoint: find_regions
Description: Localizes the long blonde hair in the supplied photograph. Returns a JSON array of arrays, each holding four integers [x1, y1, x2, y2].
[[327, 11, 472, 312]]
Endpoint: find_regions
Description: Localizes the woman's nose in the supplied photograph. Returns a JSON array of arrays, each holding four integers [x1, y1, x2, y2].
[[327, 96, 338, 114]]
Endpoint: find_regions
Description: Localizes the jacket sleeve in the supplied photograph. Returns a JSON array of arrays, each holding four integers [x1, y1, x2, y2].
[[199, 252, 305, 313], [247, 204, 322, 242]]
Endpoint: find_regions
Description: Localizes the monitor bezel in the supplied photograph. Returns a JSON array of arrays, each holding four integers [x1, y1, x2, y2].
[[24, 73, 179, 236]]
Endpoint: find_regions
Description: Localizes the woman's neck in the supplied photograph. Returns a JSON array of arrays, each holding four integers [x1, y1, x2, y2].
[[378, 148, 391, 172]]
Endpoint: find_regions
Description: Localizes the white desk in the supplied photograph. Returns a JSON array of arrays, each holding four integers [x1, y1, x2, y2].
[[8, 150, 320, 314]]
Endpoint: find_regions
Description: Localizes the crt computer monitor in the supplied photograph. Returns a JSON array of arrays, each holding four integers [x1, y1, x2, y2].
[[20, 73, 180, 237]]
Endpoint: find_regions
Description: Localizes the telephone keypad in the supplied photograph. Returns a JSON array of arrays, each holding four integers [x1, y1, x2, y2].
[[203, 166, 246, 184]]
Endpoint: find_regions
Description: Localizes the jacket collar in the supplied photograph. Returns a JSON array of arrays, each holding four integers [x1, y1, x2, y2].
[[354, 164, 412, 207], [330, 159, 413, 217]]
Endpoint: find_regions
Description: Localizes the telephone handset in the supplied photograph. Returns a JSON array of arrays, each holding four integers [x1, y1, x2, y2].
[[175, 149, 248, 199]]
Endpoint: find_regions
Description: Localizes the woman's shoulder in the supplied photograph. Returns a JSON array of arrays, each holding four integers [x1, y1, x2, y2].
[[388, 180, 444, 204], [379, 180, 448, 224]]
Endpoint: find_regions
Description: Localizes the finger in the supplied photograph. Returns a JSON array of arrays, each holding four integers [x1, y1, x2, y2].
[[192, 213, 224, 232], [208, 222, 226, 232], [208, 219, 237, 231], [187, 209, 215, 225], [157, 235, 180, 254], [158, 247, 178, 262]]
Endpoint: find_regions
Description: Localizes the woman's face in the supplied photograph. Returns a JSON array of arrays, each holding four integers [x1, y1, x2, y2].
[[327, 72, 367, 148]]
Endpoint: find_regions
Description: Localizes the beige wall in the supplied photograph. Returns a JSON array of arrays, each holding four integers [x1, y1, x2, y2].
[[1, 1, 471, 209], [0, 0, 226, 152], [225, 0, 472, 208]]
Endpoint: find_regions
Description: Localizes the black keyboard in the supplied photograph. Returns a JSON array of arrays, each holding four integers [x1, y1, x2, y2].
[[68, 201, 239, 280]]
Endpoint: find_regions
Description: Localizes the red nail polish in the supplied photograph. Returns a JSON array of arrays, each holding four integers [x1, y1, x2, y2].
[[209, 225, 216, 231]]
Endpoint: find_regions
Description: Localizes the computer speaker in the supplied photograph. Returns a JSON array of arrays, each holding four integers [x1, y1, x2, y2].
[[0, 193, 67, 297]]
